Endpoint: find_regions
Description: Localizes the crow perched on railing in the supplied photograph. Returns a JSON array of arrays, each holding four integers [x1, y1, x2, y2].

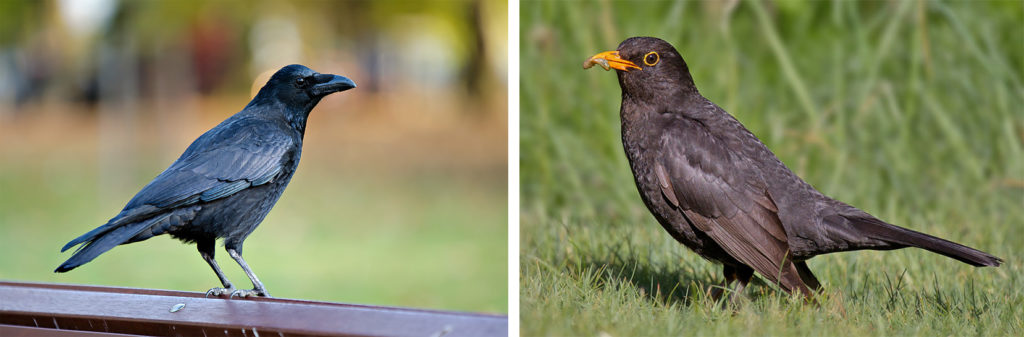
[[56, 64, 356, 298]]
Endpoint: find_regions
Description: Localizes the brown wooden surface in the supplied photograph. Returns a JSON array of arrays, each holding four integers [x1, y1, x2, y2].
[[0, 281, 507, 337], [0, 324, 140, 337]]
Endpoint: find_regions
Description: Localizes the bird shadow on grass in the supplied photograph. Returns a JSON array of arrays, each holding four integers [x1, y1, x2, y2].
[[576, 257, 709, 306], [572, 251, 787, 308]]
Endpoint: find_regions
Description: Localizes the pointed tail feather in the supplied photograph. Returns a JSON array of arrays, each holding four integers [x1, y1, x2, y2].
[[845, 215, 1002, 267], [61, 205, 163, 252], [55, 214, 169, 272], [61, 222, 118, 253]]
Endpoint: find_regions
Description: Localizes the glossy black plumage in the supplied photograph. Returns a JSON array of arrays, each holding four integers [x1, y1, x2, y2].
[[56, 64, 356, 298], [588, 37, 1000, 299]]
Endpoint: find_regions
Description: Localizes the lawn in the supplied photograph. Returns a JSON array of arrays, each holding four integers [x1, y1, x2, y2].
[[520, 0, 1022, 335]]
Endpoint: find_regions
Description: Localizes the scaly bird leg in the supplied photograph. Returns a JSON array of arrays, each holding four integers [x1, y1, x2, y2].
[[198, 239, 236, 297], [227, 248, 270, 298]]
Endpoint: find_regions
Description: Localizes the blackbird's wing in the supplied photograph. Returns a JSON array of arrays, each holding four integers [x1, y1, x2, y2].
[[654, 114, 812, 294], [62, 119, 292, 252]]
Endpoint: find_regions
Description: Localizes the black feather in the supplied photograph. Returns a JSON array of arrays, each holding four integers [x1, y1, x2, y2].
[[55, 65, 355, 297]]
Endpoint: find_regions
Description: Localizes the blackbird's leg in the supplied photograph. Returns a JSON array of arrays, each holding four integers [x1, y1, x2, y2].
[[710, 265, 754, 305], [198, 238, 235, 297], [226, 246, 270, 298], [794, 261, 823, 305], [728, 266, 755, 306], [710, 265, 739, 302], [795, 261, 821, 291]]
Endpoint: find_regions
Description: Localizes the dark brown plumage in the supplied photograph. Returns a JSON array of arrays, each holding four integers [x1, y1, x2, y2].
[[585, 37, 1001, 300]]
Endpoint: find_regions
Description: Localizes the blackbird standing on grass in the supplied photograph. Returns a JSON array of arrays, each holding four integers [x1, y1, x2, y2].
[[584, 37, 1001, 301], [56, 64, 356, 298]]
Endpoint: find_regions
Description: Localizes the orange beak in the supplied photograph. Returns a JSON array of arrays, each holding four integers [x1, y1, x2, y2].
[[583, 51, 640, 71]]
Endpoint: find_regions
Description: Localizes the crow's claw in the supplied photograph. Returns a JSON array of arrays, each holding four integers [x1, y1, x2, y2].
[[229, 288, 268, 298], [206, 287, 235, 297]]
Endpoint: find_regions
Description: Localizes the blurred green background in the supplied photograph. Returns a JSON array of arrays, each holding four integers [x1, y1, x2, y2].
[[521, 0, 1021, 335], [0, 0, 507, 314]]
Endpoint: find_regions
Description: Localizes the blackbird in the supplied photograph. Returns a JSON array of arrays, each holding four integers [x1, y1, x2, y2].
[[584, 37, 1001, 300], [56, 64, 356, 298]]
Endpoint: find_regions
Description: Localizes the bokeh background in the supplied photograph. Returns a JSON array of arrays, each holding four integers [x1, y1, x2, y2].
[[521, 0, 1021, 335], [0, 0, 507, 313]]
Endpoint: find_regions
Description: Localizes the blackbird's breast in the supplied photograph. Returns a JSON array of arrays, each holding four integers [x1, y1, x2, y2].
[[620, 105, 739, 266]]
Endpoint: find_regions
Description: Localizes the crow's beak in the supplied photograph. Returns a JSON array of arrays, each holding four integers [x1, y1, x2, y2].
[[583, 51, 640, 71], [311, 74, 356, 96]]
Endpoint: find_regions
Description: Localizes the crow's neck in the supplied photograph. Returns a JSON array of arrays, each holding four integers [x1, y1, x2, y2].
[[284, 107, 314, 137], [245, 100, 313, 137], [289, 97, 323, 136]]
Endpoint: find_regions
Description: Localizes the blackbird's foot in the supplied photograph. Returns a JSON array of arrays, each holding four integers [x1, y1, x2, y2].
[[709, 286, 725, 302], [206, 287, 235, 297], [229, 288, 269, 298]]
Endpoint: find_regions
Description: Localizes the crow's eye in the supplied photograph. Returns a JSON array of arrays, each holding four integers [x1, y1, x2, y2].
[[295, 77, 306, 87], [644, 52, 659, 66]]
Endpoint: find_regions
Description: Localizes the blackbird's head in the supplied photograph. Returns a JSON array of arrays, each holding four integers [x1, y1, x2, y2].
[[251, 64, 357, 111], [584, 37, 697, 101]]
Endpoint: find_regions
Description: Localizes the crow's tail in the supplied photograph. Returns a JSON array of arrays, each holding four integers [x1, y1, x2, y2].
[[55, 213, 169, 273], [844, 214, 1002, 267]]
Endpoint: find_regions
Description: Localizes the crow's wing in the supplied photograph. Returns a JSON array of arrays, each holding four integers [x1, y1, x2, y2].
[[130, 119, 292, 210], [655, 115, 811, 294], [61, 118, 293, 252]]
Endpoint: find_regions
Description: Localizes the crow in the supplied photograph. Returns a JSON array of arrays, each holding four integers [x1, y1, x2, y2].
[[56, 64, 356, 298], [584, 37, 1001, 301]]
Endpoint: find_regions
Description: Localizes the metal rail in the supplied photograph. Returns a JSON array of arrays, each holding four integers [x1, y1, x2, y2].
[[0, 281, 507, 337]]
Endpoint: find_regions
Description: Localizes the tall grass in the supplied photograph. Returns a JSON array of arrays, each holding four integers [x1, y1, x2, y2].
[[521, 0, 1022, 335]]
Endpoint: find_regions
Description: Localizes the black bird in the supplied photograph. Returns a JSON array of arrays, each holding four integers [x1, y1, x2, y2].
[[584, 37, 1001, 300], [56, 64, 356, 298]]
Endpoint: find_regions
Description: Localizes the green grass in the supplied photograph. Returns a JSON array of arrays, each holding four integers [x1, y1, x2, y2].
[[521, 0, 1023, 335], [0, 140, 507, 313]]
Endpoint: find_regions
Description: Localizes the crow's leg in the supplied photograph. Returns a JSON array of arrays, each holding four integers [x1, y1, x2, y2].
[[198, 238, 236, 297], [226, 247, 270, 298]]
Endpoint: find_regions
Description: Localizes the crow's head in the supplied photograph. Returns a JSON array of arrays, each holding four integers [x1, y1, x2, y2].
[[251, 64, 356, 111]]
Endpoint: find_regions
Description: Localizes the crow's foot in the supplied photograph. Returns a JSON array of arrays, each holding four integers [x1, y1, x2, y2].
[[229, 288, 269, 298], [205, 287, 235, 297]]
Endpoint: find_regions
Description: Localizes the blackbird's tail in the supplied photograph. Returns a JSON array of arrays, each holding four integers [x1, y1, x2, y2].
[[837, 213, 1002, 267]]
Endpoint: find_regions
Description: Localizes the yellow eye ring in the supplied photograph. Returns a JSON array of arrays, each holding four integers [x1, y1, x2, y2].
[[643, 52, 660, 66]]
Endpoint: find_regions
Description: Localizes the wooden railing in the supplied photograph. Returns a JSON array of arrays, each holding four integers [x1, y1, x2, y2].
[[0, 281, 507, 336]]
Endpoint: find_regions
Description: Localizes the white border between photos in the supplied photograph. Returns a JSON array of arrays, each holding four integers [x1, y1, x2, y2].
[[507, 0, 520, 335]]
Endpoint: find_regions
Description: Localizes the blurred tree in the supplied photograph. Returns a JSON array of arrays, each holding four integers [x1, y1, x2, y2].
[[1, 0, 507, 116]]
